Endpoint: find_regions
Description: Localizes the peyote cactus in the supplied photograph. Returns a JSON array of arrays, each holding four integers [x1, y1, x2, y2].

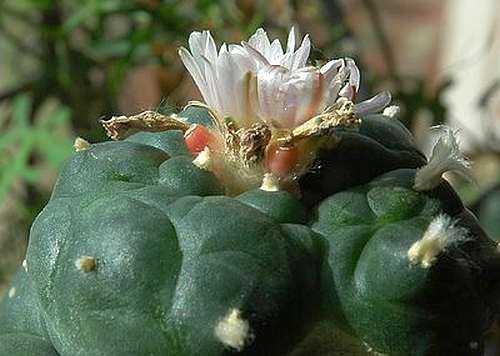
[[2, 28, 500, 356]]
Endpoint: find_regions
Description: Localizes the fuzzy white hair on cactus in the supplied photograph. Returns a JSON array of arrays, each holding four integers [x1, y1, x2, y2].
[[382, 105, 400, 118], [408, 214, 469, 268], [73, 137, 91, 152], [8, 287, 16, 299], [414, 126, 472, 191], [178, 27, 390, 129], [75, 256, 97, 272], [214, 308, 253, 351], [192, 146, 212, 170], [260, 173, 281, 192]]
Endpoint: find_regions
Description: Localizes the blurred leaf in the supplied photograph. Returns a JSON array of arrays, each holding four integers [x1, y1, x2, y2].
[[88, 40, 132, 60], [62, 0, 101, 34], [0, 95, 73, 202]]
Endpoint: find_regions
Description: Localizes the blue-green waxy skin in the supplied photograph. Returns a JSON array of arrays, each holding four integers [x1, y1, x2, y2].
[[472, 185, 500, 242], [1, 107, 499, 355], [0, 334, 58, 356], [0, 115, 323, 355], [312, 168, 500, 355], [0, 269, 58, 355]]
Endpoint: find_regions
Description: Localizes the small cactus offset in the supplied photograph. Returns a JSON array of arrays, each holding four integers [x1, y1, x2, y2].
[[1, 28, 500, 356]]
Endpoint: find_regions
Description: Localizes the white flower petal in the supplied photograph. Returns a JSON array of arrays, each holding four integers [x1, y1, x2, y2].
[[286, 26, 296, 53], [290, 68, 324, 126], [291, 34, 311, 70], [248, 28, 271, 58], [216, 44, 238, 117], [279, 52, 294, 70], [228, 44, 257, 73], [339, 83, 356, 101], [324, 80, 343, 106], [345, 58, 360, 90], [353, 90, 392, 115], [272, 67, 323, 127], [241, 42, 270, 67], [203, 30, 218, 63], [320, 59, 343, 79], [256, 65, 289, 124], [200, 54, 223, 112], [178, 47, 211, 104], [187, 31, 205, 64], [269, 39, 284, 64], [179, 27, 391, 131]]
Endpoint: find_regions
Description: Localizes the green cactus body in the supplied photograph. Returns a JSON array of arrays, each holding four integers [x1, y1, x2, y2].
[[474, 186, 500, 242], [30, 144, 322, 355], [1, 107, 499, 355], [313, 168, 500, 355], [299, 114, 427, 207]]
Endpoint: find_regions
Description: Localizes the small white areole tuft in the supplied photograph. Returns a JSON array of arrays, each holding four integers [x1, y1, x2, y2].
[[469, 341, 479, 349], [214, 308, 253, 351], [192, 146, 212, 170], [414, 126, 472, 191], [73, 137, 91, 152], [75, 256, 97, 272], [408, 214, 469, 268], [8, 287, 16, 299], [383, 105, 400, 118], [259, 173, 280, 192]]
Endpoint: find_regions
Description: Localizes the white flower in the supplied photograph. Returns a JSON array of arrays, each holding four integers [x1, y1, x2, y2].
[[179, 27, 390, 129]]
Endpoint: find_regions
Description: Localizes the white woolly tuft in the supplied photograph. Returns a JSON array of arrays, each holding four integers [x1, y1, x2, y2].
[[383, 105, 400, 118], [214, 308, 253, 351], [73, 137, 91, 152], [192, 147, 212, 170], [8, 287, 16, 299], [408, 214, 469, 268], [414, 126, 472, 191], [469, 341, 479, 350], [259, 173, 280, 191], [22, 259, 28, 272], [75, 256, 97, 272]]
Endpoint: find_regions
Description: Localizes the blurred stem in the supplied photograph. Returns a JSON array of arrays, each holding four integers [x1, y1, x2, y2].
[[361, 0, 402, 87], [0, 82, 34, 102]]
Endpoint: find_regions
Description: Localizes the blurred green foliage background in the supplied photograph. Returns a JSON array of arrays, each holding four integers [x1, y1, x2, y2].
[[0, 0, 499, 293]]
